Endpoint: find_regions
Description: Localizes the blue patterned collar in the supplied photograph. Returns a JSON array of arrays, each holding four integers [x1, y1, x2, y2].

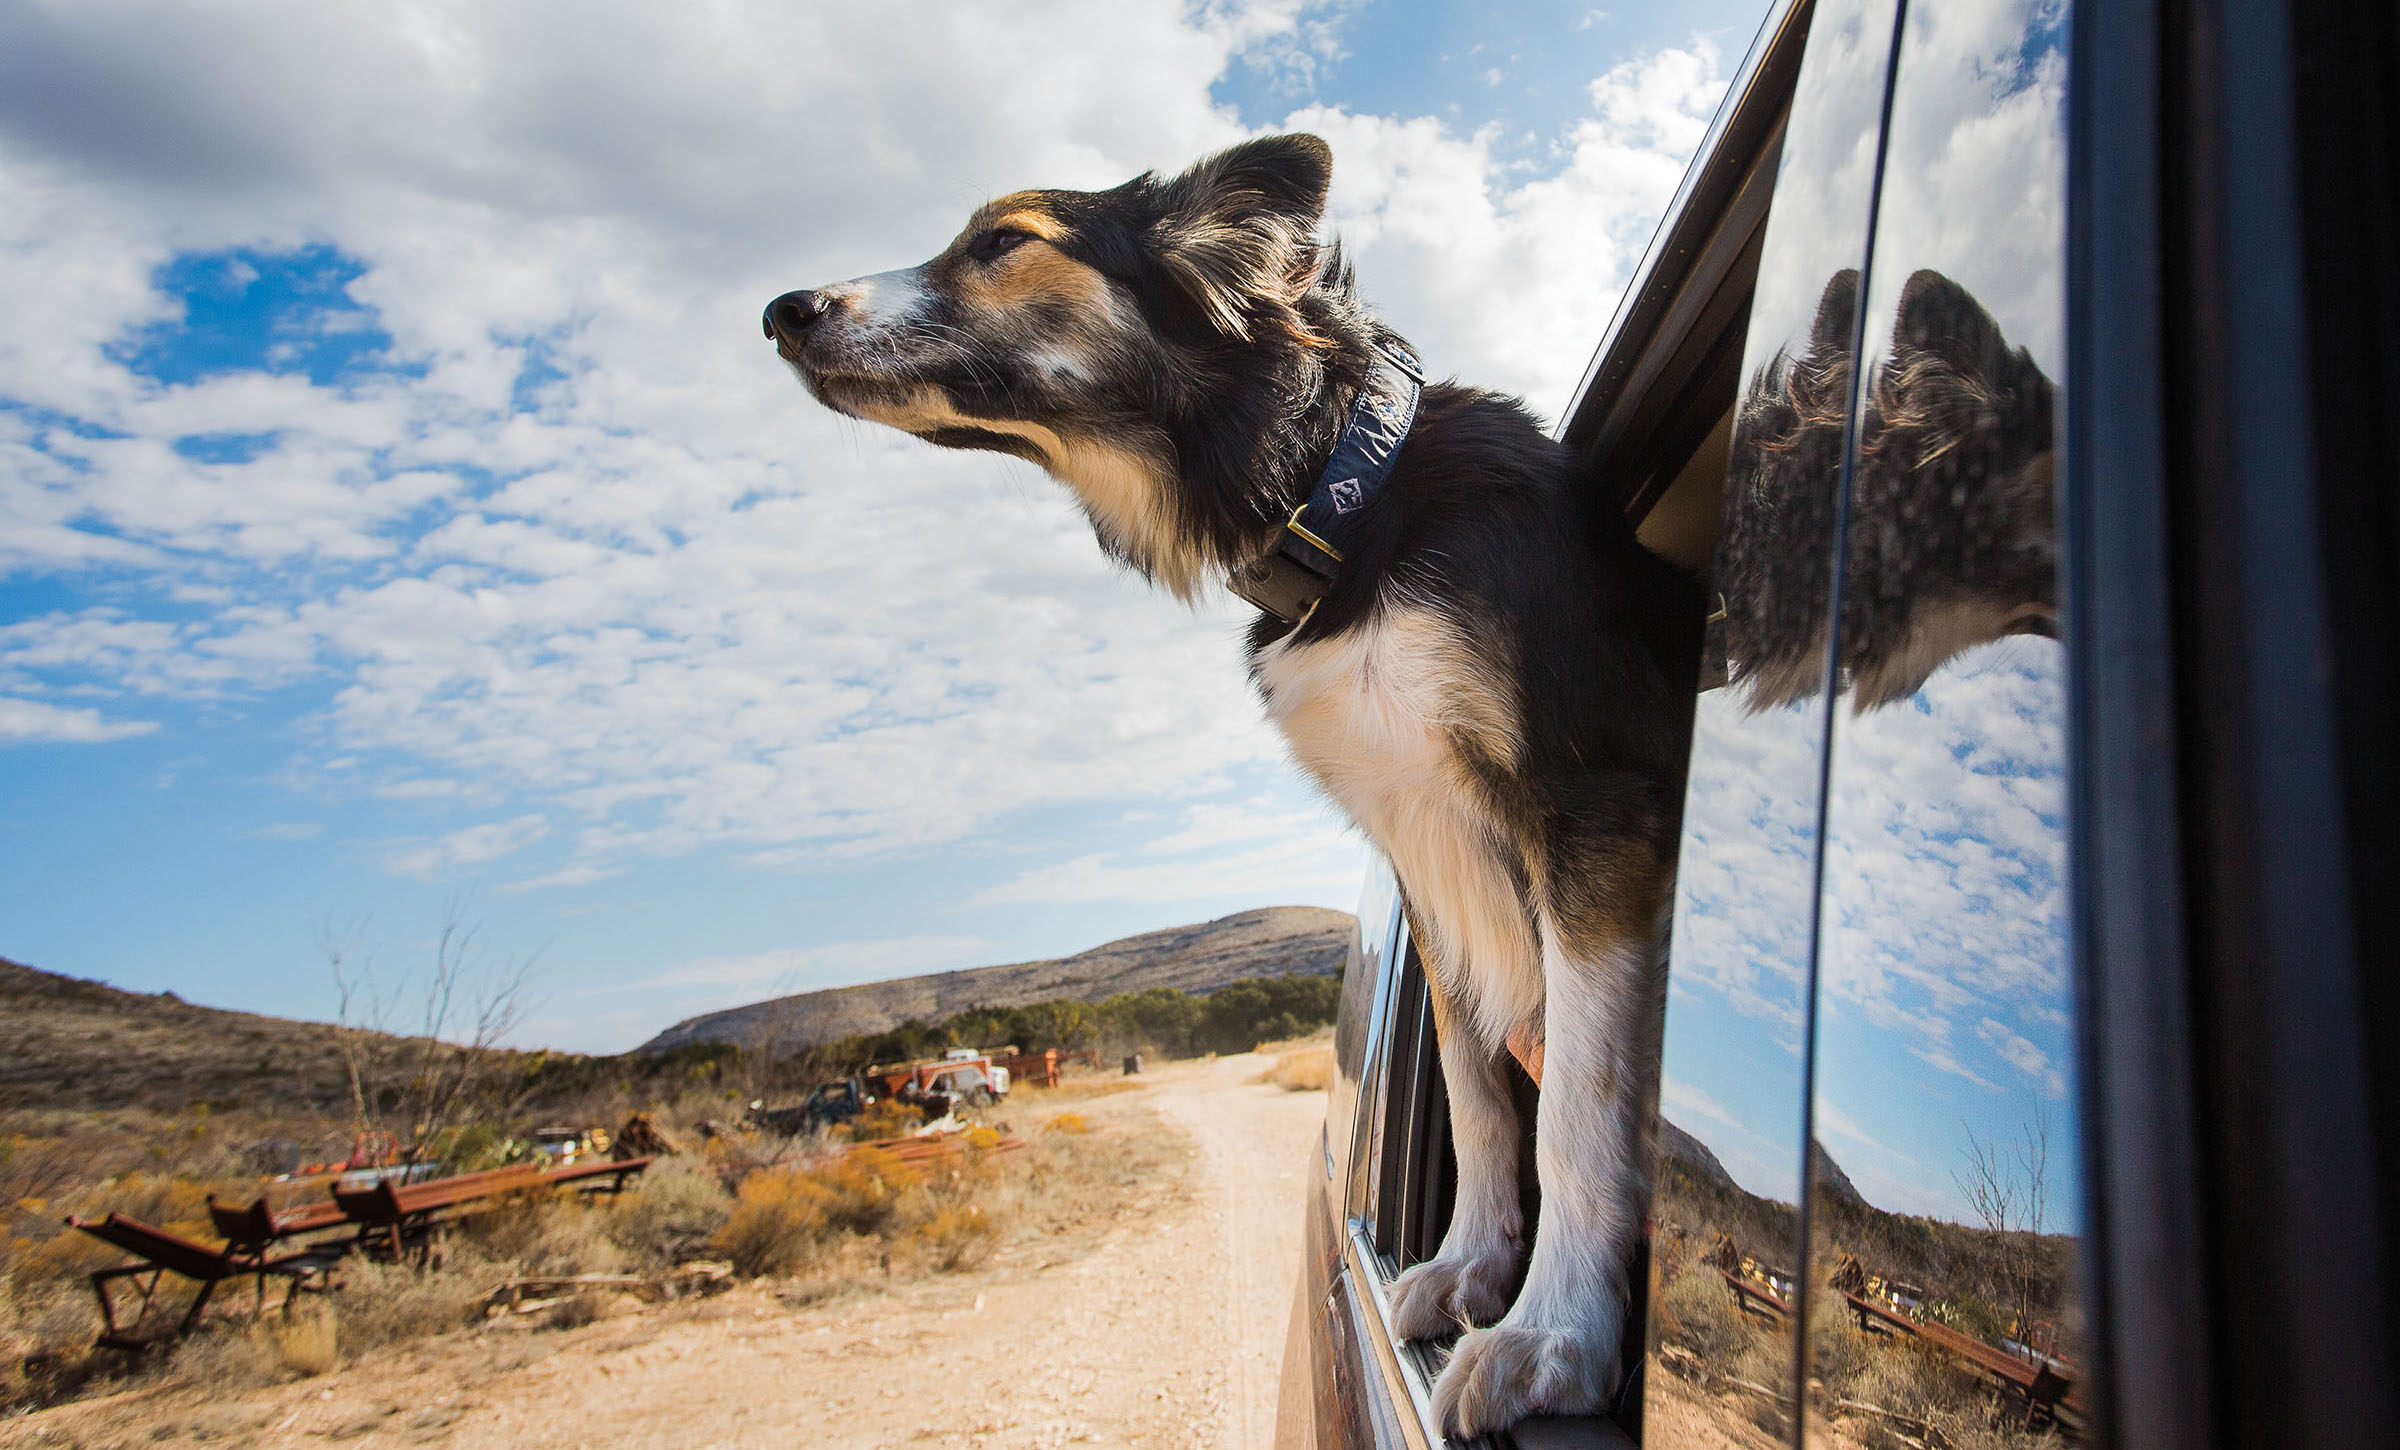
[[1228, 338, 1424, 628]]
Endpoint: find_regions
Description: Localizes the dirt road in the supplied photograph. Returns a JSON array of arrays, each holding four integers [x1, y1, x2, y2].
[[6, 1052, 1327, 1450]]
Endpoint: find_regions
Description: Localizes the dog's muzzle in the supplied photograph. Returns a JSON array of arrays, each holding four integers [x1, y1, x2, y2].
[[763, 290, 832, 353]]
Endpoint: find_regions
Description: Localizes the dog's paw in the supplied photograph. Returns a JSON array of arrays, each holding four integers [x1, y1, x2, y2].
[[1388, 1251, 1516, 1341], [1430, 1320, 1621, 1440]]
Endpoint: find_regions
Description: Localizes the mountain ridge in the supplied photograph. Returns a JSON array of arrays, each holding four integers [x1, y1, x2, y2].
[[640, 905, 1355, 1054]]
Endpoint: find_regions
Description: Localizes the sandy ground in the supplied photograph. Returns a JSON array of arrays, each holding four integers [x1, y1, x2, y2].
[[3, 1053, 1326, 1450]]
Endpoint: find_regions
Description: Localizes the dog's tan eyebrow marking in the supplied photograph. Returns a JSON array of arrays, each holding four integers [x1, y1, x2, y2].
[[967, 193, 1068, 241], [988, 210, 1065, 242]]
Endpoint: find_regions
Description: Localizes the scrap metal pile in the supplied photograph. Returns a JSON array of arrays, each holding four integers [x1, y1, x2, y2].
[[60, 1123, 657, 1353]]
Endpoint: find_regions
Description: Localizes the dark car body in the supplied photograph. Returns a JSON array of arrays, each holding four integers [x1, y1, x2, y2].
[[1277, 0, 2399, 1443], [754, 1076, 869, 1136]]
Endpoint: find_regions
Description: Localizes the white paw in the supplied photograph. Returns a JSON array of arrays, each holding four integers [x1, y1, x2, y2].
[[1429, 1319, 1622, 1440], [1388, 1250, 1517, 1341]]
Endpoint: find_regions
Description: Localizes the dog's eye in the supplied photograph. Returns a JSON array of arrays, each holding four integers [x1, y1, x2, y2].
[[975, 228, 1037, 262]]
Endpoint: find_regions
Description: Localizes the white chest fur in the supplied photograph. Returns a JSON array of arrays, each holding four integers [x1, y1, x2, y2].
[[1253, 604, 1545, 1047]]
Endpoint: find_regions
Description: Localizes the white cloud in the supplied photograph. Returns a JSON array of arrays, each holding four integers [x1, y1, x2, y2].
[[386, 812, 549, 878], [1666, 689, 1821, 1035], [968, 797, 1367, 908], [1977, 1014, 2068, 1098], [0, 0, 1732, 899], [498, 862, 620, 894], [629, 935, 992, 998], [1662, 1073, 1744, 1133], [0, 694, 158, 743]]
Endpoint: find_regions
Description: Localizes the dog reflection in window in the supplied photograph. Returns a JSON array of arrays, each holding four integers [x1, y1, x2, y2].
[[1716, 268, 2059, 708]]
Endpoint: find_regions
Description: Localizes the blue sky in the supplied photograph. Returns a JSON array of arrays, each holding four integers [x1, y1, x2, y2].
[[0, 0, 1770, 1052]]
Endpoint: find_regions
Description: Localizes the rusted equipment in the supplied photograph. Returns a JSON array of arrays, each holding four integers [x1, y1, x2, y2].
[[331, 1157, 656, 1259], [333, 1163, 537, 1259], [869, 1053, 1011, 1103], [331, 1163, 537, 1257], [1844, 1291, 2084, 1429], [540, 1155, 654, 1194], [1706, 1232, 1795, 1321], [205, 1155, 646, 1263], [845, 1128, 1026, 1171], [64, 1213, 345, 1351], [530, 1125, 613, 1166], [999, 1048, 1062, 1089], [1720, 1268, 1792, 1321], [614, 1111, 679, 1159], [1708, 1232, 1742, 1275], [756, 1078, 871, 1135], [206, 1192, 349, 1253], [72, 1155, 655, 1349]]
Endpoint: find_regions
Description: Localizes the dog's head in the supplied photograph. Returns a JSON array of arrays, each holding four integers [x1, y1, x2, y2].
[[764, 134, 1370, 596]]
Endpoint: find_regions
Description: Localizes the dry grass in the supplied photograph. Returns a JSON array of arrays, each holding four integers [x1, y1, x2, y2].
[[605, 1156, 733, 1269], [705, 1122, 1131, 1284], [839, 1098, 932, 1142], [1251, 1025, 1336, 1055], [0, 1071, 1171, 1424], [1022, 1075, 1146, 1104], [269, 1303, 340, 1377], [1255, 1046, 1335, 1093], [1648, 1249, 2073, 1450]]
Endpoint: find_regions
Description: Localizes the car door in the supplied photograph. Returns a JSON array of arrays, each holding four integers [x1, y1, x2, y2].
[[1645, 0, 2093, 1440]]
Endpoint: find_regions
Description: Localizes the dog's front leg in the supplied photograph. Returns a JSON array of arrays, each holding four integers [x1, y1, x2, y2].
[[1388, 976, 1525, 1339], [1430, 914, 1662, 1438]]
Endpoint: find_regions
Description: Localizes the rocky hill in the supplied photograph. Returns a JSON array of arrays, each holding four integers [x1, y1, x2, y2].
[[1659, 1118, 1738, 1192], [0, 954, 366, 1113], [640, 905, 1355, 1054]]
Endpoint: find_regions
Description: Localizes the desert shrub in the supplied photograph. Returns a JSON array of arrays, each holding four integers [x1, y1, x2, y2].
[[271, 1300, 341, 1377], [175, 1297, 343, 1389], [912, 1203, 998, 1271], [1261, 1046, 1334, 1092], [1044, 1113, 1090, 1135], [808, 1146, 921, 1235], [712, 1168, 833, 1277], [323, 1251, 494, 1356], [847, 1098, 929, 1141], [710, 1132, 1052, 1280], [1653, 1261, 1758, 1369], [607, 1157, 733, 1267], [7, 1223, 122, 1287], [455, 1191, 626, 1277], [1810, 1284, 1881, 1400]]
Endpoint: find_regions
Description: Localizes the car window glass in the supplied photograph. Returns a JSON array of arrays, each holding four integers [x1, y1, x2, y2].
[[1644, 0, 1902, 1439], [1802, 0, 2084, 1442], [1335, 858, 1399, 1209]]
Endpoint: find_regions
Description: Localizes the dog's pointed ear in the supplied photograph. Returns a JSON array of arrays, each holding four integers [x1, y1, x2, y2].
[[1154, 133, 1333, 339]]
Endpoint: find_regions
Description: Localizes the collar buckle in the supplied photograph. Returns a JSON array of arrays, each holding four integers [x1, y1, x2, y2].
[[1227, 340, 1423, 630]]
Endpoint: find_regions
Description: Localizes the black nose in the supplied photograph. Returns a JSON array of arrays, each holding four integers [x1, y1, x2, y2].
[[763, 290, 830, 344]]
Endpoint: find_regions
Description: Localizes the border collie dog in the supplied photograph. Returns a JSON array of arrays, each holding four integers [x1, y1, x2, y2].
[[765, 134, 1700, 1435]]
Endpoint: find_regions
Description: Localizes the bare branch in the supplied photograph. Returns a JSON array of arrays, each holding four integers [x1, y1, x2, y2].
[[320, 891, 545, 1165]]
